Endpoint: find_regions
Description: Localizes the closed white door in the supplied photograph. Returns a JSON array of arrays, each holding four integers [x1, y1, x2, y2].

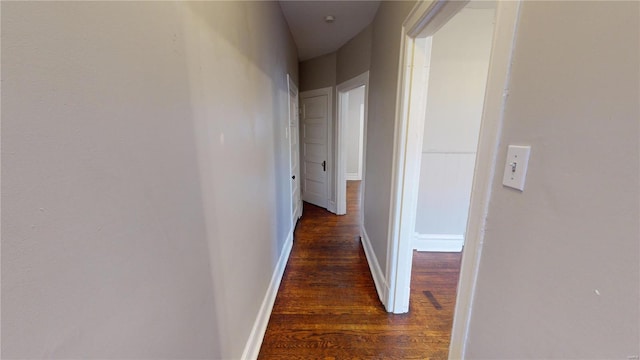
[[289, 80, 302, 223], [301, 94, 328, 208]]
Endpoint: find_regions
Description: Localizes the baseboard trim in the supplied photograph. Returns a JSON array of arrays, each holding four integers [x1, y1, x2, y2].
[[346, 173, 361, 181], [413, 233, 464, 252], [241, 229, 294, 360], [360, 226, 388, 308], [327, 200, 337, 214]]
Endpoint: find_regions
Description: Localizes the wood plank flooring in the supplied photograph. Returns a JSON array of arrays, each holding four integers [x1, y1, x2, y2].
[[258, 181, 462, 359]]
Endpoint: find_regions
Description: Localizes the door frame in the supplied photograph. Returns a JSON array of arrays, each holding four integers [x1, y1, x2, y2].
[[336, 71, 369, 216], [384, 1, 522, 358], [287, 74, 302, 226], [299, 87, 333, 211]]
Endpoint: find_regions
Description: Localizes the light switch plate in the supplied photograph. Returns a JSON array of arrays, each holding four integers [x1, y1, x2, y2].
[[502, 145, 531, 191]]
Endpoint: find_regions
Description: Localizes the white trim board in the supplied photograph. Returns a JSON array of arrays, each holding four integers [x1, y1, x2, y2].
[[385, 24, 434, 315], [287, 74, 302, 226], [360, 226, 388, 308], [346, 173, 361, 181], [327, 200, 337, 214], [413, 233, 463, 252], [381, 0, 522, 358], [241, 229, 294, 360]]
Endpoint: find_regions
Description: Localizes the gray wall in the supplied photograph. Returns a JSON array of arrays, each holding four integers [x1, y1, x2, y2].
[[299, 52, 336, 92], [337, 24, 373, 85], [1, 1, 298, 358], [298, 23, 373, 206], [299, 23, 373, 91], [466, 1, 639, 358], [363, 0, 416, 274]]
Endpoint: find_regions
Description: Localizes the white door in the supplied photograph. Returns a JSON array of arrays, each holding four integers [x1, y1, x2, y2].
[[301, 94, 328, 208], [288, 78, 302, 223]]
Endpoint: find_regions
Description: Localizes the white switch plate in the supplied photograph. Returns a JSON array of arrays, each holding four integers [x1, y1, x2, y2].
[[502, 145, 531, 191]]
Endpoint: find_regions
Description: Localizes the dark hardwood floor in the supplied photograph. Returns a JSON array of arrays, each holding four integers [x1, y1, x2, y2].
[[258, 181, 462, 359]]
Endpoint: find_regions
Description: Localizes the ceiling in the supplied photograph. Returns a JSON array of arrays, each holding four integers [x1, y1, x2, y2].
[[279, 1, 381, 61]]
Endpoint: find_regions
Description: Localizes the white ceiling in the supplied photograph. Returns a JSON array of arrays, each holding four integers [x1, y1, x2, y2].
[[279, 1, 381, 61]]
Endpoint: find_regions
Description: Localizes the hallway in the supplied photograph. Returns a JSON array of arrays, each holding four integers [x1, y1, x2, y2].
[[258, 181, 462, 359]]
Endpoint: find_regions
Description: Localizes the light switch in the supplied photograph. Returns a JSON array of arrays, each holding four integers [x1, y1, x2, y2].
[[502, 145, 531, 191]]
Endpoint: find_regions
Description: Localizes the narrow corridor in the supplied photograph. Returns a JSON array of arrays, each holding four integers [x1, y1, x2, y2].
[[258, 181, 462, 359]]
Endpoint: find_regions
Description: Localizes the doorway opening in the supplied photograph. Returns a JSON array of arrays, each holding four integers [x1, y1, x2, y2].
[[343, 86, 365, 183], [336, 71, 369, 217], [385, 0, 521, 357], [413, 4, 495, 252]]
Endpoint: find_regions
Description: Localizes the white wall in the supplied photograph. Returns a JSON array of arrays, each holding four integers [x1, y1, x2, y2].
[[466, 1, 639, 358], [345, 86, 365, 180], [414, 7, 495, 251], [1, 2, 298, 358]]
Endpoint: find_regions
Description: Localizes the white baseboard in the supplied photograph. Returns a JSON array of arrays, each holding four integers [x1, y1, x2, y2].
[[413, 233, 464, 252], [241, 229, 294, 360], [360, 226, 388, 308], [346, 173, 361, 181], [327, 200, 337, 214]]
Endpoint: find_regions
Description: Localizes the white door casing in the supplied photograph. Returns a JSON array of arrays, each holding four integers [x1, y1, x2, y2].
[[336, 72, 370, 216], [383, 1, 522, 359], [288, 75, 302, 224], [357, 103, 365, 180], [300, 88, 330, 209]]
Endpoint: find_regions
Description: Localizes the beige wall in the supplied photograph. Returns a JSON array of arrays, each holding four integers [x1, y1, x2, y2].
[[337, 24, 373, 85], [298, 23, 373, 206], [466, 1, 639, 358], [299, 23, 373, 92], [299, 52, 336, 92], [1, 1, 298, 358], [363, 0, 416, 272]]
